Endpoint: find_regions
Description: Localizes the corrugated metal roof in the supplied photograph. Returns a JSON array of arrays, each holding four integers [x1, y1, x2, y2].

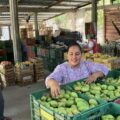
[[0, 0, 93, 25]]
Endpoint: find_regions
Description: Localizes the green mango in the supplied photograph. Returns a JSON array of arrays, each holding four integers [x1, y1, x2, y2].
[[116, 116, 120, 120], [94, 94, 100, 99], [58, 102, 66, 107], [47, 97, 52, 102], [71, 105, 77, 109], [90, 89, 100, 95], [60, 98, 67, 102], [50, 100, 58, 108], [41, 96, 47, 101], [58, 107, 67, 115], [44, 102, 50, 108], [89, 104, 96, 108], [102, 90, 109, 94], [89, 99, 98, 106], [64, 94, 70, 99], [66, 108, 73, 116], [77, 102, 89, 112], [107, 85, 115, 91], [101, 114, 115, 120], [76, 99, 89, 112], [75, 98, 86, 103], [70, 92, 78, 98], [61, 89, 65, 94], [101, 85, 107, 90], [81, 85, 89, 92], [66, 90, 71, 95], [73, 84, 81, 91], [72, 108, 79, 115], [66, 99, 74, 107], [115, 91, 120, 97], [92, 86, 101, 91]]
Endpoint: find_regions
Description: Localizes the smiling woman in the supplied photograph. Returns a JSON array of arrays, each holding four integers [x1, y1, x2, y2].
[[45, 42, 109, 98], [67, 42, 82, 68]]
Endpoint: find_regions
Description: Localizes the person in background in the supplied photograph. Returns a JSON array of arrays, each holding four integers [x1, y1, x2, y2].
[[84, 34, 98, 54], [0, 80, 11, 120], [21, 40, 27, 61], [45, 42, 108, 97]]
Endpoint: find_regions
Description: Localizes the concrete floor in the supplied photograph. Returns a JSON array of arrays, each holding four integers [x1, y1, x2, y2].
[[2, 80, 46, 120]]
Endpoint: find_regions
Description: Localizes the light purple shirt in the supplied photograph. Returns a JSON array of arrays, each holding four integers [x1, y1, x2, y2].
[[45, 60, 109, 86]]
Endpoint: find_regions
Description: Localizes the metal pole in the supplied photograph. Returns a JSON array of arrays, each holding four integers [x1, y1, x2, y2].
[[8, 25, 11, 40], [34, 12, 39, 39], [9, 0, 22, 63]]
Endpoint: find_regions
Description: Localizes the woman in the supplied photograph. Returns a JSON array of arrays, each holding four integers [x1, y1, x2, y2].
[[45, 42, 108, 97]]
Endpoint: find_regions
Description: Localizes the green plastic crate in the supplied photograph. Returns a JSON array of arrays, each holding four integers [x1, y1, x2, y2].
[[115, 68, 120, 72], [107, 70, 120, 79], [77, 102, 120, 120], [30, 85, 105, 120]]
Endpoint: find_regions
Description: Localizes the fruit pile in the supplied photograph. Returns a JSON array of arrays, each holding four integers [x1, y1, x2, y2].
[[15, 61, 33, 70], [105, 77, 120, 86], [39, 89, 99, 116], [73, 80, 120, 101], [101, 114, 120, 120]]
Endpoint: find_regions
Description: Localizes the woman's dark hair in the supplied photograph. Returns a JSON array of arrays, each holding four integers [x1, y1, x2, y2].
[[67, 42, 82, 53]]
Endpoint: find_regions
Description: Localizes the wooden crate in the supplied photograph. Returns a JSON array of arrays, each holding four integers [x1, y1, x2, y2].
[[16, 72, 34, 86], [0, 73, 15, 86], [0, 64, 14, 72], [35, 74, 44, 81]]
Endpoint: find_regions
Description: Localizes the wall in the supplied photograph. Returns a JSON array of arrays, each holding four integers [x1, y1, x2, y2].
[[104, 6, 120, 41]]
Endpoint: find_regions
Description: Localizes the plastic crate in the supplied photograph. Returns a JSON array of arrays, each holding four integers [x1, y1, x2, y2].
[[115, 68, 120, 72], [107, 69, 120, 79], [77, 102, 120, 120], [30, 85, 106, 120]]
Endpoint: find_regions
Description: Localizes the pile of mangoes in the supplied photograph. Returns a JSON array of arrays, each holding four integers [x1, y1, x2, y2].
[[105, 77, 120, 86], [101, 114, 120, 120], [73, 80, 120, 100], [39, 89, 98, 116]]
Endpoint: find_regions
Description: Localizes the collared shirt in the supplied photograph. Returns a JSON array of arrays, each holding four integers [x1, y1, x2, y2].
[[45, 60, 109, 87]]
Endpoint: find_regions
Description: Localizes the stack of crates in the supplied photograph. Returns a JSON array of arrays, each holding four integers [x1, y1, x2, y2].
[[30, 58, 45, 82], [0, 62, 15, 86], [43, 47, 65, 71], [15, 61, 34, 86]]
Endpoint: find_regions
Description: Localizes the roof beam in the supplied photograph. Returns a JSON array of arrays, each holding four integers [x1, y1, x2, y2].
[[63, 0, 91, 3], [45, 0, 65, 9], [44, 2, 91, 21], [0, 6, 72, 12]]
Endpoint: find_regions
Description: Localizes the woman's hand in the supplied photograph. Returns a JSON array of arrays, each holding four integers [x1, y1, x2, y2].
[[85, 71, 104, 84], [85, 74, 98, 84], [47, 79, 60, 98]]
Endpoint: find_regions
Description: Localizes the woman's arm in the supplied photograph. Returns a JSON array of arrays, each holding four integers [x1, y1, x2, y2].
[[86, 71, 104, 84], [45, 65, 63, 97], [47, 79, 60, 97], [85, 61, 109, 84]]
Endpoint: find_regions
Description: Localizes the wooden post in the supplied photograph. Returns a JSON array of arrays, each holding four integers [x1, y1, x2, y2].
[[34, 12, 39, 39], [92, 0, 98, 39], [9, 0, 22, 62]]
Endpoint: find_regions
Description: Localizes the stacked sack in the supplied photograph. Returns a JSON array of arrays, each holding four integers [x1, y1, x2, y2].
[[0, 61, 15, 87], [15, 61, 34, 86]]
